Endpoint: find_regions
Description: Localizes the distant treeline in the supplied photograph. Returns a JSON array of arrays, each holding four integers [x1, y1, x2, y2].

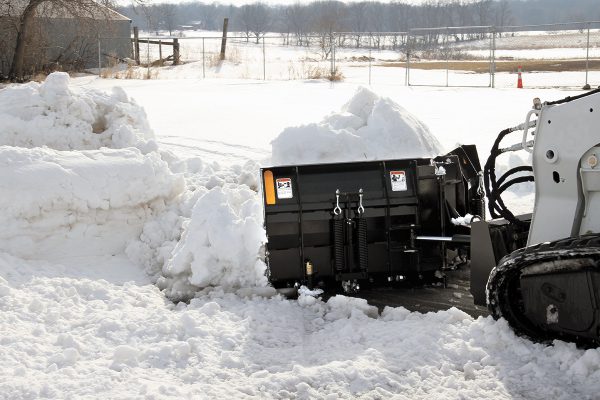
[[118, 0, 600, 40]]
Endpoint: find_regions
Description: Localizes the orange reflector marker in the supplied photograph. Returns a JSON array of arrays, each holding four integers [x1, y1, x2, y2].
[[263, 170, 276, 205]]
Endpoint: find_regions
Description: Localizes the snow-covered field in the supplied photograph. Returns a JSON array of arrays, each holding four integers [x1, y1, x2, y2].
[[122, 29, 600, 88], [0, 69, 599, 399], [130, 37, 600, 87]]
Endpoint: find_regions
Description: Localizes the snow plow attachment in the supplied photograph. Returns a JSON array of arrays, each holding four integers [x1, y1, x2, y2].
[[261, 146, 483, 292]]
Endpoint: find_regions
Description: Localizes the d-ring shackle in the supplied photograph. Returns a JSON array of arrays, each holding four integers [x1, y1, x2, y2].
[[357, 188, 365, 215], [333, 189, 342, 216]]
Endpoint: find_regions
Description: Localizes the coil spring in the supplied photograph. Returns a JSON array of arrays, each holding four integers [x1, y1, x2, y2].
[[334, 218, 344, 272], [472, 196, 486, 221], [357, 218, 368, 272]]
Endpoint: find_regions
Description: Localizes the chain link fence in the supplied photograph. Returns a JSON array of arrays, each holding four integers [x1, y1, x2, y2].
[[406, 26, 494, 87], [97, 21, 600, 89], [406, 22, 600, 89]]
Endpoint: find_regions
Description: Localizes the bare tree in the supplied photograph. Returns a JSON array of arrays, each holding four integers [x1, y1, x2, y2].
[[284, 3, 308, 46], [311, 1, 346, 60], [159, 3, 177, 36], [348, 2, 367, 48], [474, 0, 493, 26], [495, 0, 514, 29], [0, 1, 18, 74], [366, 2, 386, 49], [7, 0, 126, 80], [456, 0, 476, 41], [237, 4, 252, 41], [199, 3, 218, 30], [238, 2, 270, 44], [140, 3, 160, 34]]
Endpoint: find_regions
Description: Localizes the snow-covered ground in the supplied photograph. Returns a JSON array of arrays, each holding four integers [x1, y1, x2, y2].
[[0, 69, 599, 399], [119, 29, 600, 89]]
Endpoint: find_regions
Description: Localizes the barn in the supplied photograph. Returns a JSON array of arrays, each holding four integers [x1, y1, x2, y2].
[[0, 1, 132, 78]]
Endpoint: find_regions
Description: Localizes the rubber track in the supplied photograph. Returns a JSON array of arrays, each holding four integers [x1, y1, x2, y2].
[[487, 234, 600, 346]]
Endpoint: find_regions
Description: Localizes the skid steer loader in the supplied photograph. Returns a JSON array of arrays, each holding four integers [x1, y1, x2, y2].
[[260, 88, 600, 346]]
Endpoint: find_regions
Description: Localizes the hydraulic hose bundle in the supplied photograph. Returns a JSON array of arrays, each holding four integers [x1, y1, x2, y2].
[[485, 89, 600, 225], [484, 125, 535, 226]]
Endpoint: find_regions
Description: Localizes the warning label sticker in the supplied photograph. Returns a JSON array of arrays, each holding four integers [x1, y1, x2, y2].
[[390, 171, 407, 192], [276, 178, 293, 199]]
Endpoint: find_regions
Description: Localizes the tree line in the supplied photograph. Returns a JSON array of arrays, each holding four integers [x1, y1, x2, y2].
[[119, 0, 600, 43], [122, 0, 512, 40]]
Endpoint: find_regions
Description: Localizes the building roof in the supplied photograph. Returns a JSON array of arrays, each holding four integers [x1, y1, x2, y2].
[[0, 0, 130, 21]]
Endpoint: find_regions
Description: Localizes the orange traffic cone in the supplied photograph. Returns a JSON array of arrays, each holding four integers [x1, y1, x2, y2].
[[517, 65, 523, 88]]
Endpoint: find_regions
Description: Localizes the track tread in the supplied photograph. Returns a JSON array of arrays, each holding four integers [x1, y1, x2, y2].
[[487, 234, 600, 346]]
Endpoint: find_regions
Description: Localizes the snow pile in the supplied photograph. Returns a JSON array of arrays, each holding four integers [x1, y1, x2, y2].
[[271, 87, 443, 165], [0, 73, 265, 294], [0, 72, 156, 152], [154, 185, 267, 300], [124, 156, 265, 297], [0, 146, 184, 259], [0, 72, 185, 260]]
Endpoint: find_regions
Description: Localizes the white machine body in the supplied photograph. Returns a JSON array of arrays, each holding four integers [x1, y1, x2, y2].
[[528, 94, 600, 246]]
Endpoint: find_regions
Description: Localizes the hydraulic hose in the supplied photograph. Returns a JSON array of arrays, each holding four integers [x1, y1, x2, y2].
[[484, 127, 534, 226]]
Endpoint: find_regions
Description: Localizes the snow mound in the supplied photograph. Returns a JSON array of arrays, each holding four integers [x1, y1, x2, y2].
[[159, 185, 267, 300], [0, 72, 156, 152], [0, 146, 184, 259], [271, 87, 443, 165], [125, 156, 265, 296]]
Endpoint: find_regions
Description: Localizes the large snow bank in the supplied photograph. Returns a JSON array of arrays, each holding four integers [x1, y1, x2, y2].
[[0, 73, 265, 295], [0, 72, 156, 152], [1, 253, 599, 399], [0, 72, 184, 260], [271, 87, 443, 165], [0, 146, 184, 259]]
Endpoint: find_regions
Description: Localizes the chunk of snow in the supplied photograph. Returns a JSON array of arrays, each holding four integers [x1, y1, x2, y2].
[[451, 213, 475, 226], [298, 285, 324, 297]]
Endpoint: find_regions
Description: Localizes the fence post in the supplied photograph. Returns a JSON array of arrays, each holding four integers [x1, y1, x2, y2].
[[98, 37, 102, 77], [330, 33, 334, 78], [491, 27, 496, 88], [263, 36, 266, 80], [202, 38, 205, 79], [133, 27, 140, 65], [405, 32, 410, 86], [173, 39, 180, 65], [333, 36, 336, 76], [146, 38, 150, 78], [220, 18, 229, 61], [368, 33, 372, 85], [584, 23, 591, 90], [159, 40, 162, 61], [445, 29, 449, 87]]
